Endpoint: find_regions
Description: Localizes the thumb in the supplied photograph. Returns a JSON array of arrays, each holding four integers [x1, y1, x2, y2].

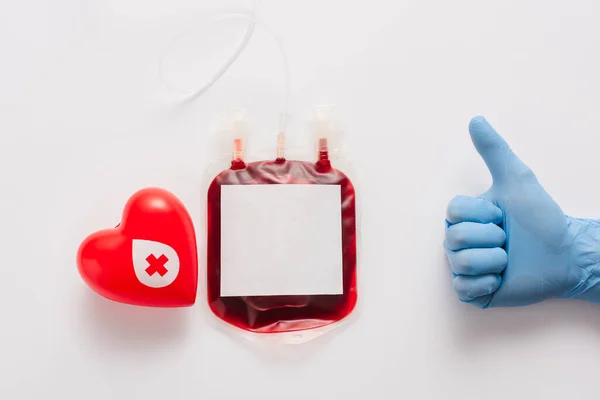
[[469, 116, 534, 185]]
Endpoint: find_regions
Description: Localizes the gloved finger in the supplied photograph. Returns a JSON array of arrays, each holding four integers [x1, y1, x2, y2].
[[469, 116, 536, 186], [463, 293, 494, 309], [446, 247, 507, 275], [446, 221, 506, 251], [453, 274, 502, 302], [446, 195, 503, 225]]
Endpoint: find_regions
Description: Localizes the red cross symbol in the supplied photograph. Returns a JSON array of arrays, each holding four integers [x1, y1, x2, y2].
[[145, 254, 169, 277]]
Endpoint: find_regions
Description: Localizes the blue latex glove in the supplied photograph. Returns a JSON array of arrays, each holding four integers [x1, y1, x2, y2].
[[445, 116, 600, 308]]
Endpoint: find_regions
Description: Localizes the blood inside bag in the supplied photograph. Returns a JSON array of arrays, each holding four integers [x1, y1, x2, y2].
[[207, 160, 357, 333]]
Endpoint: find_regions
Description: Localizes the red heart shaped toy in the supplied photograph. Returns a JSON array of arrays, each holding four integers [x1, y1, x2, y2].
[[77, 187, 198, 307]]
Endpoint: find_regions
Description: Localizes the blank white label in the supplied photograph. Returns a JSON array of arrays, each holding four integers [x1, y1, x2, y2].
[[220, 184, 343, 297]]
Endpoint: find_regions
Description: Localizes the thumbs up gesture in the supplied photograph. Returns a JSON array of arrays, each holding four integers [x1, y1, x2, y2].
[[445, 116, 600, 308]]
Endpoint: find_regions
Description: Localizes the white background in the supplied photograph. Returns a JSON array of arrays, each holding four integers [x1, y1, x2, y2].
[[2, 0, 600, 399]]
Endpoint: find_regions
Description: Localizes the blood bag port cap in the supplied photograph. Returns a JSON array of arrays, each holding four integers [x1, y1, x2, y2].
[[215, 107, 250, 162], [310, 105, 342, 157]]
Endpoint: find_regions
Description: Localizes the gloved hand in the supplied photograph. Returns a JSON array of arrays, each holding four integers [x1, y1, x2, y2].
[[445, 116, 600, 308]]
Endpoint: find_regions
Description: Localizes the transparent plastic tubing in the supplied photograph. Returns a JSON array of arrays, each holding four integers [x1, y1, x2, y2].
[[158, 6, 291, 133]]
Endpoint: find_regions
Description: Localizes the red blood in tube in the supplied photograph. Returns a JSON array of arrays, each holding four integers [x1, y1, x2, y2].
[[206, 160, 357, 333]]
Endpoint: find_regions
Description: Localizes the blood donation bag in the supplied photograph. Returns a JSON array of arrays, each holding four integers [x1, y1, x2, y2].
[[205, 108, 358, 337]]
